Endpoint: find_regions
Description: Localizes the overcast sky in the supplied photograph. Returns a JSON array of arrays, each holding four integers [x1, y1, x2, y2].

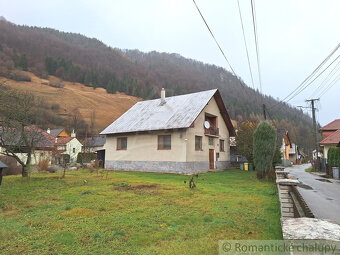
[[2, 0, 339, 125]]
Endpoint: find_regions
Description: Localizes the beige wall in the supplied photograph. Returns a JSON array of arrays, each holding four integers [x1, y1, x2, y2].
[[185, 97, 230, 163], [104, 96, 230, 165], [104, 130, 187, 162]]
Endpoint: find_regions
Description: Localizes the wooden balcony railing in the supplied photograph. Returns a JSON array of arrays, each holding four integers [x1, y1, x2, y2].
[[204, 126, 219, 136]]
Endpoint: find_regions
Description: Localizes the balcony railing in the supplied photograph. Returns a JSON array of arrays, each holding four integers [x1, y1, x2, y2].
[[204, 126, 219, 136]]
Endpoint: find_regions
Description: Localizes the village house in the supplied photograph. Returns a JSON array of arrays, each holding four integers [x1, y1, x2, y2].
[[0, 127, 82, 171], [100, 89, 235, 174], [319, 119, 340, 160]]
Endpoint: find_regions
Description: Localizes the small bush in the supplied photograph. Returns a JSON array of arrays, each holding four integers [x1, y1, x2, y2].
[[9, 70, 31, 82], [77, 153, 96, 164], [49, 81, 64, 88], [37, 159, 49, 172]]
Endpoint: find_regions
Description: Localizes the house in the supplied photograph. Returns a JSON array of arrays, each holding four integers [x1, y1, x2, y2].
[[47, 128, 71, 137], [100, 89, 235, 174], [0, 126, 82, 168], [289, 143, 305, 164], [319, 119, 340, 160], [280, 131, 292, 166], [0, 126, 56, 166], [54, 136, 83, 164], [83, 136, 106, 153]]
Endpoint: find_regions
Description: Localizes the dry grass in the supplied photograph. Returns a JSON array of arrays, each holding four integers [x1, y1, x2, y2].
[[0, 72, 140, 131]]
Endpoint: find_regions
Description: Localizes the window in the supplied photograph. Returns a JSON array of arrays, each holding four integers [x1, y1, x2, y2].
[[195, 136, 202, 150], [158, 135, 171, 150], [208, 137, 214, 146], [72, 148, 75, 153], [220, 139, 225, 152], [117, 137, 127, 150]]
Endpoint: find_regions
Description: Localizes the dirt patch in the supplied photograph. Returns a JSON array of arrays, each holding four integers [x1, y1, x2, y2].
[[114, 184, 158, 191]]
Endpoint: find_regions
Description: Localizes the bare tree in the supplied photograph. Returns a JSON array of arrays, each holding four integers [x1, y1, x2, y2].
[[0, 86, 44, 177]]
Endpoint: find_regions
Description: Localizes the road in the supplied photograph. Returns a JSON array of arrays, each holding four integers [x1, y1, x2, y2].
[[286, 164, 340, 224]]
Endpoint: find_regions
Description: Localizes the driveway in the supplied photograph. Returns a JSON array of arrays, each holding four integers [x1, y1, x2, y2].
[[286, 164, 340, 224]]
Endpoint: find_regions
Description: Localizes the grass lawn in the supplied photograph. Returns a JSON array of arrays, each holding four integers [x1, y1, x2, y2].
[[0, 169, 282, 254]]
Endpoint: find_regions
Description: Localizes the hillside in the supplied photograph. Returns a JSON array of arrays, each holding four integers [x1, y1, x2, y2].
[[0, 72, 140, 132], [0, 19, 315, 153]]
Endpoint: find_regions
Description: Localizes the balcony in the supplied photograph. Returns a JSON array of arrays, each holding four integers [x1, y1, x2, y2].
[[204, 126, 219, 137]]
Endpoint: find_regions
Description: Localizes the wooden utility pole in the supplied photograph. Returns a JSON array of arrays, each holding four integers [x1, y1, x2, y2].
[[306, 98, 320, 170], [262, 104, 267, 120]]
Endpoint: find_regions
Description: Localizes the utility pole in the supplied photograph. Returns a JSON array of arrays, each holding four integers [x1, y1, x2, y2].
[[306, 98, 320, 170], [262, 104, 267, 120]]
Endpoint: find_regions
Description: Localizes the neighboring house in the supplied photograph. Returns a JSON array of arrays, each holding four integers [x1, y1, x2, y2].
[[0, 126, 55, 165], [289, 143, 304, 164], [280, 131, 292, 166], [48, 128, 70, 137], [0, 127, 82, 168], [83, 136, 106, 153], [319, 119, 340, 160], [101, 89, 235, 174], [54, 137, 83, 163]]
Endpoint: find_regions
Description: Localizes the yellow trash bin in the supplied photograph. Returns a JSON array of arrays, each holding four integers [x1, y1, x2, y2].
[[244, 163, 249, 171]]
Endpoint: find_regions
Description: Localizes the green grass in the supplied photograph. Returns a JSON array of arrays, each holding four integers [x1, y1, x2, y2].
[[305, 167, 313, 173], [0, 169, 282, 254]]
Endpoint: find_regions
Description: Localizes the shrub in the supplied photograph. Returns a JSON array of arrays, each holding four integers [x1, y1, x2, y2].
[[253, 121, 277, 179], [49, 81, 64, 88], [9, 70, 31, 82], [37, 159, 49, 172], [327, 147, 340, 167], [77, 153, 96, 164]]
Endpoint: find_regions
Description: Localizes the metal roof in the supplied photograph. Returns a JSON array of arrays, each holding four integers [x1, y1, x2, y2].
[[84, 136, 106, 147], [0, 160, 7, 168], [101, 89, 219, 135], [50, 128, 64, 137]]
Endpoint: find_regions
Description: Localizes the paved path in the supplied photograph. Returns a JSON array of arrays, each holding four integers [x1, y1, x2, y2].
[[286, 164, 340, 224]]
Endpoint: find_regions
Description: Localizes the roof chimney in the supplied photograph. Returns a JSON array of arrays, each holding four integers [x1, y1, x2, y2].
[[47, 128, 51, 134], [71, 129, 76, 138], [160, 88, 166, 105]]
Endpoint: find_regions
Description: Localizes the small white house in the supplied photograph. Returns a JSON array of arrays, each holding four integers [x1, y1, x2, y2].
[[54, 137, 83, 163], [101, 89, 235, 174]]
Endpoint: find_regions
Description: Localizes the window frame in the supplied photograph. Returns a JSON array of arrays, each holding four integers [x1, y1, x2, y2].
[[158, 135, 171, 150], [117, 137, 128, 150], [208, 137, 214, 146], [220, 139, 225, 152], [195, 136, 203, 151]]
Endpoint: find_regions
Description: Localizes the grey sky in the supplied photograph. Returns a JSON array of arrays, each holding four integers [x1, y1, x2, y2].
[[2, 0, 339, 125]]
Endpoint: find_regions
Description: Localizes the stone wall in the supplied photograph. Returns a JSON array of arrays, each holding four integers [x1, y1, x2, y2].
[[105, 160, 230, 174]]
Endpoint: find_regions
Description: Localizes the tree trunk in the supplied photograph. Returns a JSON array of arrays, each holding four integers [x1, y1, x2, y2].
[[22, 164, 28, 177], [0, 168, 3, 186]]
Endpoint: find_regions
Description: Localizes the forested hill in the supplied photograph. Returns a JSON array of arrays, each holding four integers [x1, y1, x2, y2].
[[0, 19, 315, 152]]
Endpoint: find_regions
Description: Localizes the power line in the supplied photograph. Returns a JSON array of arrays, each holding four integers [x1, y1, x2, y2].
[[192, 0, 236, 75], [268, 43, 340, 110], [318, 72, 340, 98], [310, 56, 340, 98], [250, 0, 262, 93], [237, 0, 255, 90], [285, 54, 340, 103], [192, 0, 253, 99]]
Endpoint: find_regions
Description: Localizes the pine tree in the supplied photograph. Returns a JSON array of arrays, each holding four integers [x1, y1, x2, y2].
[[253, 121, 277, 179]]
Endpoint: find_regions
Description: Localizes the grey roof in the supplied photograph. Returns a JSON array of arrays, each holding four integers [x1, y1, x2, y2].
[[50, 128, 64, 137], [101, 89, 218, 135], [84, 136, 106, 147], [0, 160, 8, 168]]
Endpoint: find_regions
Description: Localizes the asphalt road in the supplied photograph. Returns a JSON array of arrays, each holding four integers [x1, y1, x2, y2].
[[286, 164, 340, 224]]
